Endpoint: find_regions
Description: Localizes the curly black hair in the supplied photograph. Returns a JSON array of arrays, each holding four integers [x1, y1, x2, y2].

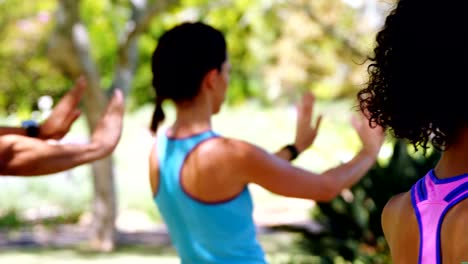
[[358, 0, 467, 152]]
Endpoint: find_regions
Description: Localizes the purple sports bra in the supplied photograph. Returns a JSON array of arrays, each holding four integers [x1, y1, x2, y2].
[[411, 169, 468, 264]]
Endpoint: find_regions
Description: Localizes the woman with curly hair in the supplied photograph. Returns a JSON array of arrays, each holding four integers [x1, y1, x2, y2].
[[358, 0, 468, 263]]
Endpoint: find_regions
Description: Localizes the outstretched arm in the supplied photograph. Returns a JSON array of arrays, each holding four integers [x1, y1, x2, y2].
[[0, 90, 124, 176], [0, 127, 27, 137], [242, 112, 384, 201], [172, 101, 384, 202]]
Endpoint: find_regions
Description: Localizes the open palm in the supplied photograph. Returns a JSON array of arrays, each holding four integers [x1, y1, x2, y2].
[[39, 77, 86, 140], [294, 92, 322, 153]]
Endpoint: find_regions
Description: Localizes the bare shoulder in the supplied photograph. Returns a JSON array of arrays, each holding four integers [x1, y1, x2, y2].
[[391, 191, 410, 205], [194, 137, 275, 183], [383, 192, 411, 216], [382, 191, 411, 241], [196, 137, 266, 162]]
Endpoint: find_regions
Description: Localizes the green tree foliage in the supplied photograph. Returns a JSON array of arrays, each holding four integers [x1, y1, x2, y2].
[[0, 0, 384, 114], [127, 0, 386, 108], [0, 0, 69, 116]]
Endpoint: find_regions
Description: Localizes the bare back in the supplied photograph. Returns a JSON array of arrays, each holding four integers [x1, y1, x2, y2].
[[149, 135, 246, 202], [383, 191, 468, 263]]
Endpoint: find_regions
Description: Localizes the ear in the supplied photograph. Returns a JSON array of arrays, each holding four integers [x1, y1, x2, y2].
[[201, 69, 219, 92]]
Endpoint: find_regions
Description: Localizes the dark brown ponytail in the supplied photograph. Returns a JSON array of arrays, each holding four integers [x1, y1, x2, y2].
[[150, 97, 165, 134], [150, 22, 227, 135]]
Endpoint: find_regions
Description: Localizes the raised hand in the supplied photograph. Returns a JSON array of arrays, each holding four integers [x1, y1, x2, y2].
[[351, 111, 385, 158], [39, 77, 86, 140], [90, 89, 125, 157], [294, 92, 323, 153], [0, 90, 124, 176]]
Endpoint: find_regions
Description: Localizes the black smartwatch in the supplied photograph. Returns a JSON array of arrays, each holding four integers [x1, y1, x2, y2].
[[22, 120, 41, 138], [282, 144, 300, 161]]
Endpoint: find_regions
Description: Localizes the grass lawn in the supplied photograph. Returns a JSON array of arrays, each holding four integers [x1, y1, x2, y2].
[[0, 232, 326, 264], [0, 247, 180, 264]]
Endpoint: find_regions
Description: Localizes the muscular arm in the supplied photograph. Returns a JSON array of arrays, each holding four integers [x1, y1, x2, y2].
[[241, 142, 378, 201], [203, 136, 379, 202], [0, 127, 27, 137], [0, 135, 108, 176], [202, 110, 384, 202], [274, 147, 296, 161], [252, 108, 384, 201], [0, 89, 124, 177]]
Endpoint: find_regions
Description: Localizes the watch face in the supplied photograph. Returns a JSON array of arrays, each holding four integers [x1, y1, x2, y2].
[[21, 120, 37, 126], [22, 120, 40, 137]]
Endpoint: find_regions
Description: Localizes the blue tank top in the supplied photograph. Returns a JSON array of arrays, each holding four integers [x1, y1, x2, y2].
[[154, 130, 266, 264]]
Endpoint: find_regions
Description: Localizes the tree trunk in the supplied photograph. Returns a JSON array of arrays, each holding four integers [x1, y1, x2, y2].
[[48, 0, 179, 252], [48, 0, 117, 252], [89, 159, 116, 251]]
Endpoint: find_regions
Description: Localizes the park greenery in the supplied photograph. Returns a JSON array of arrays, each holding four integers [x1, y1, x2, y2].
[[0, 0, 386, 114], [0, 0, 434, 263]]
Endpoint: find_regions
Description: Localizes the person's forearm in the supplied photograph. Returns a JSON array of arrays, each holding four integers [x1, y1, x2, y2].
[[0, 127, 27, 137], [274, 148, 293, 161], [322, 149, 377, 193], [0, 135, 105, 176]]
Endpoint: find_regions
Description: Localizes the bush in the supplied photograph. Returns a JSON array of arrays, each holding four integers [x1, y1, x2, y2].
[[293, 140, 440, 263]]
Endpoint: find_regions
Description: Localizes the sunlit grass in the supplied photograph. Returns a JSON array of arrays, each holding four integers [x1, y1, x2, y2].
[[0, 248, 179, 264], [0, 232, 329, 264]]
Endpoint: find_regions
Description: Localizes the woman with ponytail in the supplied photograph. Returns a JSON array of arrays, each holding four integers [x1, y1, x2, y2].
[[148, 22, 384, 263]]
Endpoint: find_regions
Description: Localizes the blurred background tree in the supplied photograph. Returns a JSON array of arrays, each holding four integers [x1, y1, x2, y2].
[[1, 0, 387, 114], [1, 0, 180, 251]]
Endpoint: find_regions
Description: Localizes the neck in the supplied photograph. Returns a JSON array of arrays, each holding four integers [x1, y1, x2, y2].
[[168, 94, 213, 138], [434, 127, 468, 179]]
